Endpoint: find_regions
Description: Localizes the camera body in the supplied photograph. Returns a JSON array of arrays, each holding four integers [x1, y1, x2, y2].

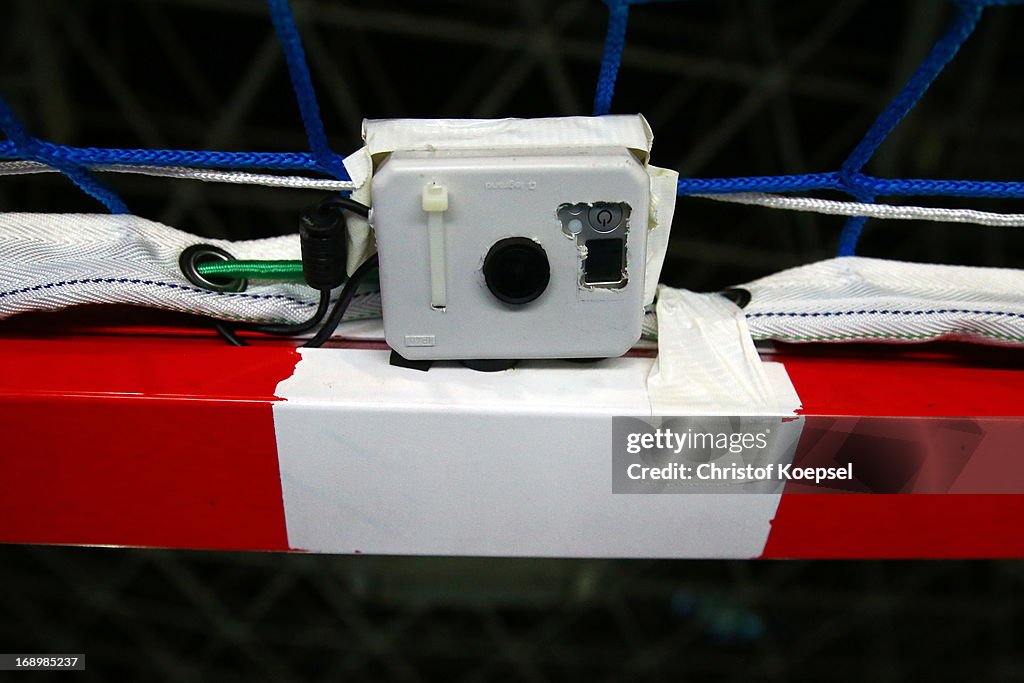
[[372, 146, 650, 361]]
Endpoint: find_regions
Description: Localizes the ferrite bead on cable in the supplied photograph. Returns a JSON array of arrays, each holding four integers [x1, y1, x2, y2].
[[299, 205, 348, 290]]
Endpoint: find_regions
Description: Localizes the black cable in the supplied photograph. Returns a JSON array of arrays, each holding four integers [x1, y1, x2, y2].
[[247, 196, 369, 340], [210, 288, 329, 345], [312, 195, 370, 219], [214, 321, 249, 346], [201, 194, 371, 346], [303, 254, 379, 348]]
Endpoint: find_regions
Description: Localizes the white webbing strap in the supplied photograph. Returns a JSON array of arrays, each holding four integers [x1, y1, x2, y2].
[[0, 213, 380, 326], [742, 256, 1024, 346]]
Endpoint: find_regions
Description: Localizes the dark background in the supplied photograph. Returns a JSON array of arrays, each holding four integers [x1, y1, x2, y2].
[[2, 0, 1024, 680]]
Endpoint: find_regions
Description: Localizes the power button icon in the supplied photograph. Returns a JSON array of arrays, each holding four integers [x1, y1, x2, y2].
[[588, 203, 623, 233]]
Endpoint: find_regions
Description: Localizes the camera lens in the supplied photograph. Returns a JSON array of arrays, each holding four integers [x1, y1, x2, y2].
[[483, 237, 550, 305]]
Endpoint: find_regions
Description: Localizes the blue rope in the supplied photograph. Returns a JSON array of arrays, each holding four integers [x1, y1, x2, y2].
[[839, 3, 983, 177], [593, 0, 688, 116], [593, 0, 631, 116], [668, 0, 1024, 256], [266, 0, 349, 181], [835, 0, 984, 254], [0, 140, 321, 171], [835, 195, 874, 257], [0, 95, 129, 213], [592, 0, 1024, 255], [677, 173, 1024, 198], [0, 0, 348, 214], [676, 173, 843, 194], [1, 0, 1022, 245], [856, 176, 1024, 198]]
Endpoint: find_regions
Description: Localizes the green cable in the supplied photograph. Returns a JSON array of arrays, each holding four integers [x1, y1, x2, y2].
[[195, 258, 381, 287], [195, 259, 305, 281]]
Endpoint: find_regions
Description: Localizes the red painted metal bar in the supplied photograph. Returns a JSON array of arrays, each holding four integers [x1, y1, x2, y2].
[[2, 307, 1023, 557], [0, 308, 298, 551]]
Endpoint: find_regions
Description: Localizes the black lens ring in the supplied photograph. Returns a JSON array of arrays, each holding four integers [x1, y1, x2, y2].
[[179, 244, 247, 293], [483, 237, 550, 305]]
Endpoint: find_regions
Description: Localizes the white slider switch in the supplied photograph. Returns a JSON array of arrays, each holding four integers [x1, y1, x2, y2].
[[422, 182, 449, 309]]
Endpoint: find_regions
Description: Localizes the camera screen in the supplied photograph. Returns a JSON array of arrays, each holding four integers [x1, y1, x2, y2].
[[584, 238, 626, 286]]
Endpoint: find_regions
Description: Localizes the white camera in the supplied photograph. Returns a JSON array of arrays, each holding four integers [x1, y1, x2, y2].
[[370, 134, 654, 365]]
